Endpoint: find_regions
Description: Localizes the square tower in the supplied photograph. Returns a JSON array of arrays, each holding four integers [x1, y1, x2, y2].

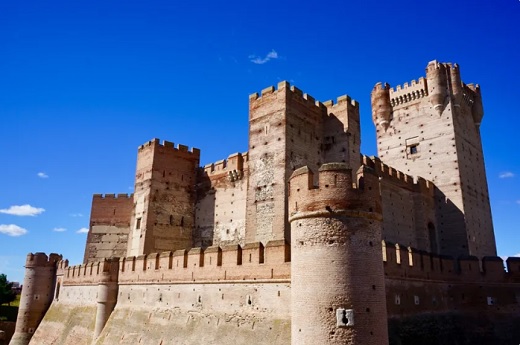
[[371, 61, 495, 258]]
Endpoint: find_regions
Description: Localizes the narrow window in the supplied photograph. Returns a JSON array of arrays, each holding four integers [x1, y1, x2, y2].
[[136, 218, 142, 229], [410, 144, 418, 154]]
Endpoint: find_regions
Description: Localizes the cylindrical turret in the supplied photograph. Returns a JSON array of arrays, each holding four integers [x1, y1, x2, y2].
[[289, 163, 388, 345], [93, 258, 119, 339], [9, 253, 61, 345], [450, 63, 463, 107], [426, 60, 448, 115], [371, 82, 392, 131], [468, 84, 484, 127]]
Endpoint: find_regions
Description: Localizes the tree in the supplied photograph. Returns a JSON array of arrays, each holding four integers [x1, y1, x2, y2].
[[0, 274, 16, 306]]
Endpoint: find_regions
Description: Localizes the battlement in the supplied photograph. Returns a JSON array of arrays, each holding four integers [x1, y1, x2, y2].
[[63, 258, 120, 285], [288, 162, 382, 220], [363, 155, 435, 193], [383, 241, 520, 283], [61, 241, 290, 286], [25, 252, 62, 268], [92, 193, 133, 200], [137, 138, 200, 156], [249, 81, 358, 113], [389, 77, 428, 107], [202, 152, 248, 177]]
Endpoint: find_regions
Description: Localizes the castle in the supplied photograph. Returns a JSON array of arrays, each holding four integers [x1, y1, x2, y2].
[[7, 61, 520, 345]]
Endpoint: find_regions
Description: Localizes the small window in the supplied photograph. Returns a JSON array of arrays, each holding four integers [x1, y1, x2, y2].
[[136, 218, 142, 229], [410, 144, 418, 154]]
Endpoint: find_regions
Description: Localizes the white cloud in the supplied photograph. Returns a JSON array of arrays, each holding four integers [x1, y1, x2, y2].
[[37, 172, 49, 178], [499, 171, 515, 178], [0, 224, 28, 236], [53, 227, 67, 232], [515, 253, 520, 257], [69, 213, 83, 217], [76, 227, 89, 234], [249, 49, 279, 65], [0, 204, 45, 216]]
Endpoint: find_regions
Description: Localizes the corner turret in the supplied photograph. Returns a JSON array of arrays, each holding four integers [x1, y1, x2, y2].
[[450, 63, 463, 106], [468, 84, 484, 127], [426, 60, 448, 115], [371, 82, 392, 130], [9, 253, 61, 345], [288, 163, 388, 345]]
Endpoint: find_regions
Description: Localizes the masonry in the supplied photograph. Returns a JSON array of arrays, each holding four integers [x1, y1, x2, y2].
[[9, 61, 520, 345]]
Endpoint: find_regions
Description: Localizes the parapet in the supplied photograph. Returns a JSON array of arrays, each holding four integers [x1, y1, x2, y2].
[[137, 138, 200, 157], [249, 81, 357, 115], [383, 241, 520, 283], [203, 152, 247, 177], [25, 252, 62, 268], [288, 162, 381, 220], [64, 257, 120, 285], [389, 77, 428, 108], [363, 155, 435, 194], [92, 193, 133, 200]]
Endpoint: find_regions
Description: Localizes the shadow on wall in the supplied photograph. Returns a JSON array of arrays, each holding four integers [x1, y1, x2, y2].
[[388, 313, 520, 345], [194, 171, 215, 247]]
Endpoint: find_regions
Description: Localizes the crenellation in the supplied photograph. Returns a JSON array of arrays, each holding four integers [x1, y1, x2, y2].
[[389, 77, 428, 108], [137, 138, 200, 156]]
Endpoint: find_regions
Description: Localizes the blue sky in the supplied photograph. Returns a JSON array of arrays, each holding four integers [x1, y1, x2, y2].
[[1, 0, 519, 282]]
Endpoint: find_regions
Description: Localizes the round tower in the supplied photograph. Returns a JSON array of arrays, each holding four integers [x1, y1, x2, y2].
[[370, 82, 392, 131], [468, 84, 484, 127], [426, 60, 448, 114], [450, 63, 463, 107], [288, 163, 388, 345], [9, 253, 61, 345], [93, 258, 119, 339]]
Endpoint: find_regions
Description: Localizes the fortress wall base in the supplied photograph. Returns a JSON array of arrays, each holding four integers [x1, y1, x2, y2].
[[28, 286, 98, 345], [96, 283, 290, 345]]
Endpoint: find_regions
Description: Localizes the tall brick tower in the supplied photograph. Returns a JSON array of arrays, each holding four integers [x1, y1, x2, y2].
[[246, 81, 360, 244], [371, 60, 495, 257], [288, 163, 388, 345], [127, 139, 200, 256]]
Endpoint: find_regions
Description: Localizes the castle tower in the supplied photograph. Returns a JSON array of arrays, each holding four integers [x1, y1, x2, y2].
[[247, 81, 360, 244], [371, 60, 496, 258], [288, 163, 388, 345], [9, 253, 61, 345], [127, 139, 200, 256]]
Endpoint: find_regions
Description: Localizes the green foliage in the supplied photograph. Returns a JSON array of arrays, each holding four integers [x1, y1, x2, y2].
[[0, 274, 16, 306]]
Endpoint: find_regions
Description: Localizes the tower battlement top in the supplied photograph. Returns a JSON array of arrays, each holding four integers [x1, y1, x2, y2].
[[137, 138, 200, 156]]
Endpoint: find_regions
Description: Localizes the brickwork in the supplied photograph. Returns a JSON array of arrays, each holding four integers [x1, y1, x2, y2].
[[83, 194, 133, 263], [195, 152, 249, 247], [127, 139, 200, 256], [371, 60, 496, 258], [289, 163, 388, 344]]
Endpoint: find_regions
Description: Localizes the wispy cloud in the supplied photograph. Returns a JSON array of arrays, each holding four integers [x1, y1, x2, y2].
[[0, 205, 45, 216], [69, 213, 83, 217], [53, 227, 67, 232], [499, 171, 515, 179], [37, 172, 49, 178], [76, 227, 89, 234], [0, 224, 28, 236], [249, 50, 279, 65], [515, 253, 520, 257]]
